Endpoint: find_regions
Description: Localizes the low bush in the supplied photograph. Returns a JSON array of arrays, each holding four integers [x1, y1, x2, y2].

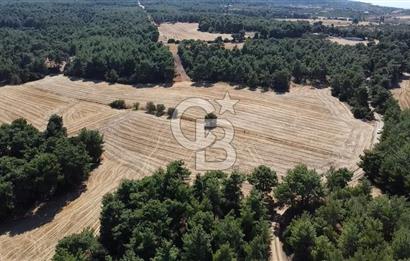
[[109, 100, 127, 110], [156, 104, 166, 116], [145, 101, 156, 114], [167, 107, 177, 118]]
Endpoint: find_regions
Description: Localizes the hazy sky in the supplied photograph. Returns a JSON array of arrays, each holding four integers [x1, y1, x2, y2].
[[353, 0, 410, 9]]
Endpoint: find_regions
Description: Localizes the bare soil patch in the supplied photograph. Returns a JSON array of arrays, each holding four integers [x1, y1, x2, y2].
[[165, 43, 191, 82], [327, 36, 371, 46], [158, 22, 233, 42], [0, 76, 377, 260]]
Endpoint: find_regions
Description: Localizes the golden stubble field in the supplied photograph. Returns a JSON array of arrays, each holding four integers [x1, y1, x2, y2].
[[392, 75, 410, 109], [0, 74, 379, 260], [158, 22, 233, 42]]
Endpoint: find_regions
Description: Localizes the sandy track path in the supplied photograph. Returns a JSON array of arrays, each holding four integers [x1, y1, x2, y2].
[[0, 76, 377, 260], [166, 43, 191, 82], [158, 23, 232, 42]]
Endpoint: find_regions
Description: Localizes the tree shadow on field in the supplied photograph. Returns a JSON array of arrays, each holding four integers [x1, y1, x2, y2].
[[67, 76, 174, 88], [191, 81, 215, 88], [0, 184, 86, 236], [132, 82, 173, 89], [391, 73, 410, 89]]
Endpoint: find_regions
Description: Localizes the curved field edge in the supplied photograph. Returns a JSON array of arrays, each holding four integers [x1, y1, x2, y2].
[[0, 75, 378, 260]]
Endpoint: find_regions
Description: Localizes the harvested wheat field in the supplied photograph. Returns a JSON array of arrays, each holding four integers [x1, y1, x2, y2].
[[392, 75, 410, 109], [158, 22, 232, 42], [0, 75, 378, 260], [276, 18, 370, 27], [327, 36, 371, 46]]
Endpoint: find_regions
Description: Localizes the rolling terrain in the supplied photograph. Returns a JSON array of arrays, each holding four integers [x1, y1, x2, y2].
[[0, 74, 378, 260]]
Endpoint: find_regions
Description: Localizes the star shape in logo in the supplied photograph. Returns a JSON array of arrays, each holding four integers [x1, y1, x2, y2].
[[216, 91, 239, 115]]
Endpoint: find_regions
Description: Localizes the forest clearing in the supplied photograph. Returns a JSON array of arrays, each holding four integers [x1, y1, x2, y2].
[[327, 36, 371, 45], [158, 22, 233, 42], [0, 75, 378, 260]]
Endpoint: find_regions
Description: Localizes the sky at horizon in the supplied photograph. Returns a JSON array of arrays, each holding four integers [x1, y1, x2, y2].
[[353, 0, 410, 9]]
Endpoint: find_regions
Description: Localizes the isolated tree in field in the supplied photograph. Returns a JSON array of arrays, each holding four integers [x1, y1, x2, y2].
[[156, 104, 166, 116], [284, 214, 317, 259], [132, 102, 140, 111], [45, 114, 67, 138], [392, 228, 410, 260], [109, 100, 126, 110], [167, 107, 177, 119], [274, 164, 324, 208], [248, 165, 278, 195], [146, 101, 156, 115]]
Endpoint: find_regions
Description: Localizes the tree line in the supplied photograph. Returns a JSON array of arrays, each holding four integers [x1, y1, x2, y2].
[[178, 36, 408, 119], [53, 149, 410, 260], [361, 103, 410, 196], [0, 2, 174, 85], [53, 161, 272, 260], [145, 0, 392, 25], [0, 115, 103, 221], [282, 171, 410, 260]]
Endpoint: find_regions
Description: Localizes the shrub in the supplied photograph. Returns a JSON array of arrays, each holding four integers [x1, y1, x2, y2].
[[167, 38, 176, 44], [109, 100, 126, 110], [146, 101, 156, 114], [132, 102, 140, 111], [167, 107, 177, 119], [205, 112, 218, 129], [156, 104, 166, 116], [205, 112, 217, 119]]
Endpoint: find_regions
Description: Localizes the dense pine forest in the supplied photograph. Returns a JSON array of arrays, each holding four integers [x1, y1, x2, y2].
[[53, 147, 410, 260], [0, 0, 410, 260], [0, 2, 174, 85], [178, 37, 407, 119], [53, 161, 272, 260], [0, 116, 103, 220]]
